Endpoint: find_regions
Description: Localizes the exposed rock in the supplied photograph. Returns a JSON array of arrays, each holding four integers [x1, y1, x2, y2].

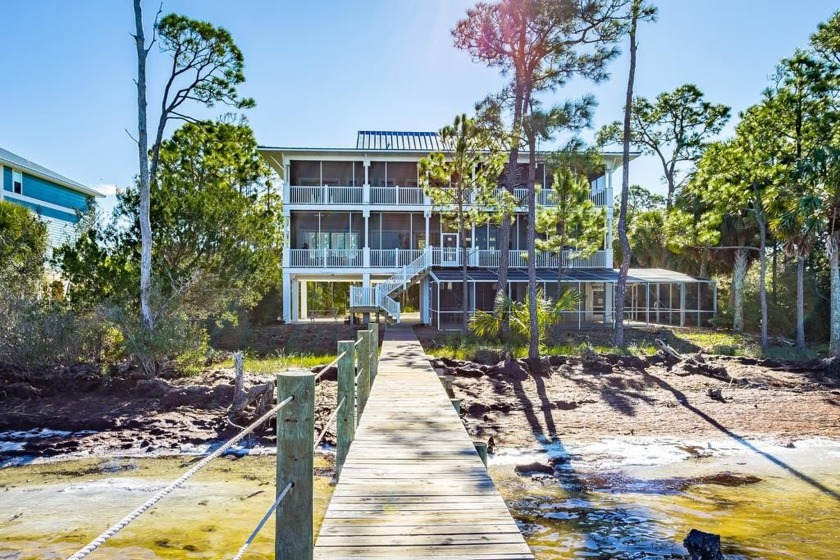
[[135, 378, 172, 398], [473, 347, 504, 365], [2, 382, 41, 400], [683, 529, 725, 560], [514, 461, 555, 475]]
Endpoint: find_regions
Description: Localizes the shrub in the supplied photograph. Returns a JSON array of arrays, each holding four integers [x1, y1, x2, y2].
[[0, 295, 111, 372]]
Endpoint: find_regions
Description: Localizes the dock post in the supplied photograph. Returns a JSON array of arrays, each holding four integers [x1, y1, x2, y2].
[[275, 372, 315, 560], [473, 441, 488, 467], [336, 340, 356, 478], [369, 322, 379, 382], [450, 398, 461, 414], [356, 329, 371, 417]]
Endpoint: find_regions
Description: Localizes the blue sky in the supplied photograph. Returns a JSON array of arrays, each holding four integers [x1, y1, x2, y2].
[[0, 1, 836, 214]]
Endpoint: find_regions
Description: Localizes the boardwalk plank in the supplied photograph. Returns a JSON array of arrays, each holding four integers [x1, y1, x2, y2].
[[313, 326, 534, 559]]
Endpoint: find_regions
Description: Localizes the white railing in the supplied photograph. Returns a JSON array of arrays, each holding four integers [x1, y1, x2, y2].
[[348, 286, 401, 322], [350, 286, 377, 307], [472, 249, 609, 269], [377, 288, 400, 322], [288, 249, 363, 268], [378, 247, 431, 297], [369, 186, 425, 205], [590, 187, 612, 207], [286, 182, 610, 207], [288, 185, 363, 204], [369, 249, 423, 268]]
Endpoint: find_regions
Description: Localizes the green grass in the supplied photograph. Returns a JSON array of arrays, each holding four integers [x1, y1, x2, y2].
[[218, 351, 336, 374], [424, 327, 827, 362]]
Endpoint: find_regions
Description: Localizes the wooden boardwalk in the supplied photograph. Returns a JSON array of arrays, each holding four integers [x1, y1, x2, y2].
[[314, 326, 534, 559]]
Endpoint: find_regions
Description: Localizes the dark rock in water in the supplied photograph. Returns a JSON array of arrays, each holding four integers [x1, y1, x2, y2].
[[683, 529, 725, 560], [514, 461, 555, 475]]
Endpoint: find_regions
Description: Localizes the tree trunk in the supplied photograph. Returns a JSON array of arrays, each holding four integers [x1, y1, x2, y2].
[[772, 243, 778, 305], [134, 0, 153, 333], [758, 216, 768, 352], [732, 248, 748, 332], [829, 235, 840, 356], [527, 120, 538, 362], [796, 254, 805, 351], [497, 83, 525, 338], [614, 0, 640, 347]]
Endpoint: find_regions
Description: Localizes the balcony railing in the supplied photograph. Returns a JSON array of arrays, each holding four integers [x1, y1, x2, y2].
[[370, 186, 425, 205], [288, 185, 363, 204], [286, 184, 611, 207], [288, 247, 609, 269], [370, 249, 423, 268], [288, 248, 363, 268]]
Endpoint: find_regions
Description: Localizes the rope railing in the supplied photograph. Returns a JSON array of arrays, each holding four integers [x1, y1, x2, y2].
[[313, 396, 345, 450], [66, 394, 295, 560], [313, 350, 346, 382], [70, 323, 382, 560], [230, 481, 293, 560]]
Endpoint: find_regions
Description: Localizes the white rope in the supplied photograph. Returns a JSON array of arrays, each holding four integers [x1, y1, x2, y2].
[[313, 351, 345, 382], [313, 396, 345, 450], [230, 482, 294, 560], [354, 366, 366, 383], [66, 394, 295, 560]]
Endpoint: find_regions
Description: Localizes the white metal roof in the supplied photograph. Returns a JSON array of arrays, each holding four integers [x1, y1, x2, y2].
[[356, 131, 445, 151]]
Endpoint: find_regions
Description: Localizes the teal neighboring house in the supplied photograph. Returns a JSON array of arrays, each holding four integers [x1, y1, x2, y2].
[[0, 147, 103, 249]]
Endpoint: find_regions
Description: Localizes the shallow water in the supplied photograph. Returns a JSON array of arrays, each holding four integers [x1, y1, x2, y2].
[[1, 438, 839, 559], [493, 436, 840, 559], [0, 455, 334, 559]]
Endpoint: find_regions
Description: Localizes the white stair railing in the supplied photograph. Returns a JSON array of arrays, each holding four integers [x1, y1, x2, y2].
[[349, 247, 432, 323]]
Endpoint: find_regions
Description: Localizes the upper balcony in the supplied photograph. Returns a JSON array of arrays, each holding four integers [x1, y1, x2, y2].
[[285, 181, 612, 209], [285, 247, 612, 270]]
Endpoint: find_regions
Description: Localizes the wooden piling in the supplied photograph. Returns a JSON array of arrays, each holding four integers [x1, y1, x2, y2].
[[369, 322, 379, 382], [336, 340, 356, 478], [473, 441, 488, 467], [356, 330, 372, 417], [275, 372, 315, 560], [450, 398, 461, 414]]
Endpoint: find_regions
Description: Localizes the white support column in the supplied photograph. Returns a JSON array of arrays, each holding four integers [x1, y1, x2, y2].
[[420, 276, 430, 325], [605, 207, 614, 269], [300, 281, 308, 320], [605, 283, 614, 326], [680, 282, 686, 327], [363, 272, 371, 289], [291, 278, 300, 323], [363, 156, 370, 204], [282, 210, 291, 269], [425, 209, 431, 250], [282, 271, 292, 323]]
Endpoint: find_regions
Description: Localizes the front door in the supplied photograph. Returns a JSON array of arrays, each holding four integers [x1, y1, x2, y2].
[[441, 233, 459, 266]]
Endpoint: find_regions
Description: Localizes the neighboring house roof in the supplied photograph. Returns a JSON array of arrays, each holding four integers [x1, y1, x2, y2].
[[0, 146, 103, 198], [356, 130, 444, 151]]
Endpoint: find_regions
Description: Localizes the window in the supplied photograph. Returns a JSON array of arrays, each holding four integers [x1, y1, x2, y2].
[[12, 170, 22, 194]]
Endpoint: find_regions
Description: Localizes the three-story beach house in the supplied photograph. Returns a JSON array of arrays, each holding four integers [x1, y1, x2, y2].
[[259, 131, 715, 330]]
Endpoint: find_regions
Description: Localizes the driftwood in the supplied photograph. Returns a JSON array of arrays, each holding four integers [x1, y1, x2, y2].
[[654, 339, 736, 383], [230, 351, 274, 421]]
